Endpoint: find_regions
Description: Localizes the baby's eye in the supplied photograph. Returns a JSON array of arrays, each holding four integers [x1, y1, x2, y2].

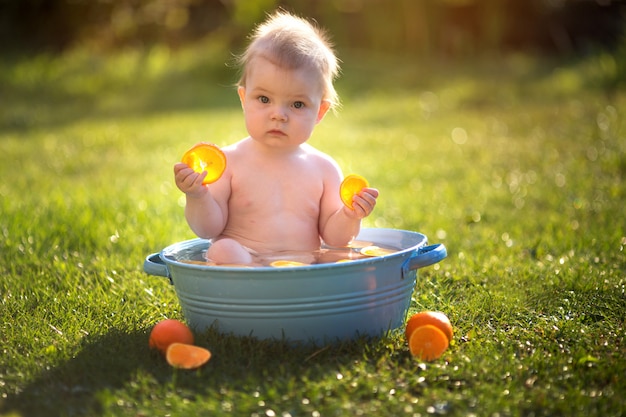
[[258, 96, 270, 104], [293, 101, 305, 109]]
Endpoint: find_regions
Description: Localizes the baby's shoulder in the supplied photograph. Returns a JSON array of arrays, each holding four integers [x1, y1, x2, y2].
[[300, 144, 339, 167], [220, 139, 252, 163], [299, 145, 342, 182], [221, 139, 245, 154]]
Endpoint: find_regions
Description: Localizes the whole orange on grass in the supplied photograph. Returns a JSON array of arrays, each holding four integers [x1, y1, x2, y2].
[[405, 311, 453, 361], [149, 319, 194, 354], [405, 311, 453, 343]]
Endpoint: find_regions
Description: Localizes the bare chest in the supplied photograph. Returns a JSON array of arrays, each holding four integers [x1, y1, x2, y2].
[[228, 160, 324, 217]]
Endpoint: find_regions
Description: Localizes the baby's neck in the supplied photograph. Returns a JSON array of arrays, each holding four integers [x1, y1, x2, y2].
[[246, 137, 310, 158]]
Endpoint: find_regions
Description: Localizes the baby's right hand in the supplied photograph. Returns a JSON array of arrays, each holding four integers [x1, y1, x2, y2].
[[174, 162, 208, 198]]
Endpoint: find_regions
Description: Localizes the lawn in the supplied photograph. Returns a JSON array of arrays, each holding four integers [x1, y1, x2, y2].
[[1, 42, 624, 416]]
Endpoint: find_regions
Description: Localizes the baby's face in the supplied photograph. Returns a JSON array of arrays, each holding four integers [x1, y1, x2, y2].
[[238, 57, 330, 150]]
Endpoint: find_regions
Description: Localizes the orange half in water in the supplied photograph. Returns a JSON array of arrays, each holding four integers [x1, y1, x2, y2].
[[340, 174, 369, 209], [181, 142, 227, 184], [360, 246, 397, 257], [270, 260, 309, 267]]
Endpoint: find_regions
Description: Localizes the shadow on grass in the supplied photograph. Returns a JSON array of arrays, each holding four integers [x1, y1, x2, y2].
[[0, 329, 156, 416], [1, 326, 376, 416]]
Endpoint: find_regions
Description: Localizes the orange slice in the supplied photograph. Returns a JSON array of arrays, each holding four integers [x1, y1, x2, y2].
[[405, 311, 453, 343], [346, 240, 374, 249], [270, 260, 309, 267], [181, 260, 217, 266], [360, 246, 397, 257], [340, 174, 369, 209], [181, 142, 226, 184], [166, 343, 212, 369], [408, 324, 449, 361]]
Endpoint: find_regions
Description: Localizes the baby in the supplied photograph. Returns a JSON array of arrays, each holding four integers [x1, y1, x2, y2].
[[174, 11, 379, 265]]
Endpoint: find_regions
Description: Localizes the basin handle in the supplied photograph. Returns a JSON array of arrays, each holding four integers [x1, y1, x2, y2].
[[143, 253, 173, 284], [402, 243, 447, 278]]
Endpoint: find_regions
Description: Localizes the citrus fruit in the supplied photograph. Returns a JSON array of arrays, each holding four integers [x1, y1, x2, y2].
[[408, 324, 449, 361], [346, 240, 373, 249], [360, 245, 397, 257], [405, 311, 453, 343], [270, 260, 309, 267], [339, 174, 369, 209], [148, 319, 195, 354], [181, 142, 227, 184], [166, 343, 212, 369]]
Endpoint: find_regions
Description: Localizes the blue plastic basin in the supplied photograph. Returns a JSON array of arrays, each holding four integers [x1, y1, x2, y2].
[[144, 228, 446, 344]]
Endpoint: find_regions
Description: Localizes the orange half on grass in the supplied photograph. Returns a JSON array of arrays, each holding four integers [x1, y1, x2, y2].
[[166, 343, 212, 369], [405, 311, 454, 343], [340, 174, 369, 209], [181, 142, 227, 184], [408, 324, 449, 361]]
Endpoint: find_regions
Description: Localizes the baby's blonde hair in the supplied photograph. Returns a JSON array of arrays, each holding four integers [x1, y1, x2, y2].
[[237, 11, 340, 109]]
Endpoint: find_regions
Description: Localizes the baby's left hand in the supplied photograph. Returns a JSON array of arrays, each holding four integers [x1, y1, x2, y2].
[[348, 187, 379, 219]]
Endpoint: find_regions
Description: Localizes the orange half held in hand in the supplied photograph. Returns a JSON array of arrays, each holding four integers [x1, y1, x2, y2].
[[181, 142, 227, 185], [340, 174, 369, 209]]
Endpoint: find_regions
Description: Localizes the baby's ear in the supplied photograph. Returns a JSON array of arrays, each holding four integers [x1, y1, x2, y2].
[[316, 100, 331, 123], [237, 86, 246, 107]]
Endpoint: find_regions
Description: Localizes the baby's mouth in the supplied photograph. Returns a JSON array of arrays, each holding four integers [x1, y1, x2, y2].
[[268, 129, 286, 136]]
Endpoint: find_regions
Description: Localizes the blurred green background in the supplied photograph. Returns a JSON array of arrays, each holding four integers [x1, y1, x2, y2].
[[1, 2, 625, 416], [1, 0, 624, 57]]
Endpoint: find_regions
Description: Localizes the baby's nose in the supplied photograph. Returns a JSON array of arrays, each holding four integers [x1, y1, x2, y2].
[[271, 106, 288, 121]]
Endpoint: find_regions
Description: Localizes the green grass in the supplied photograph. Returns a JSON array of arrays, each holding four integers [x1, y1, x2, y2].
[[1, 43, 625, 417]]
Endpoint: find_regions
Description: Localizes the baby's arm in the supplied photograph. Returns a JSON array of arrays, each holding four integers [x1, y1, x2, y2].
[[320, 187, 379, 247], [174, 162, 228, 238]]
